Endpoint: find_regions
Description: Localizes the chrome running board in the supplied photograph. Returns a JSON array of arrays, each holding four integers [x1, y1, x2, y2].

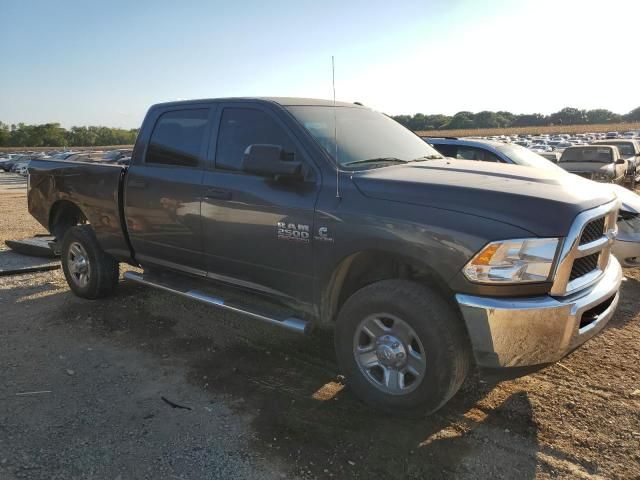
[[123, 271, 310, 335]]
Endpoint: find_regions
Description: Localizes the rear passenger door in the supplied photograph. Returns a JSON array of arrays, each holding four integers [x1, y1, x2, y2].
[[200, 103, 320, 304], [124, 107, 212, 275]]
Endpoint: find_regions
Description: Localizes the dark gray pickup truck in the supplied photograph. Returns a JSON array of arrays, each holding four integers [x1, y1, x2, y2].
[[28, 98, 623, 415]]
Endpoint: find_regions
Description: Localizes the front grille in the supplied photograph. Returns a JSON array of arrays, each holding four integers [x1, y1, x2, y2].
[[579, 217, 606, 245], [575, 172, 593, 179], [551, 201, 617, 296], [570, 253, 600, 281]]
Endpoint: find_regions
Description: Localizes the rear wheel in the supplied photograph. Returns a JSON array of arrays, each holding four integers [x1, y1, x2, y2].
[[61, 225, 119, 299], [334, 279, 470, 416]]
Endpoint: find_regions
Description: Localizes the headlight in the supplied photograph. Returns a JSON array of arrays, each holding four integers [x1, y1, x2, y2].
[[463, 238, 560, 284]]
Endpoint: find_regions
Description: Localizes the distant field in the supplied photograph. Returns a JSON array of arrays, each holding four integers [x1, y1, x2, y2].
[[416, 122, 640, 138], [0, 145, 133, 153], [3, 121, 640, 149]]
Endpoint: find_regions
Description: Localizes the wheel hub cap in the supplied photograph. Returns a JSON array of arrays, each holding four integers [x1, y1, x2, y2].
[[67, 241, 90, 288], [353, 313, 427, 396], [375, 335, 407, 368]]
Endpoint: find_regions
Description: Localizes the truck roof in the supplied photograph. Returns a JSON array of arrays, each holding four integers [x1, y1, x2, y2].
[[150, 97, 363, 109]]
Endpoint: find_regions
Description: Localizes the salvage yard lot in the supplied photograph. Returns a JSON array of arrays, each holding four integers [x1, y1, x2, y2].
[[0, 172, 639, 479]]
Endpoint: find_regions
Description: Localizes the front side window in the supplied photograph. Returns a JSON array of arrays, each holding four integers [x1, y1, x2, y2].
[[215, 108, 297, 171], [146, 109, 209, 167]]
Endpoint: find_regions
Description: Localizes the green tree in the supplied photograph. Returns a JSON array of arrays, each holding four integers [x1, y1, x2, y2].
[[445, 111, 475, 130], [512, 113, 548, 127], [0, 122, 10, 146], [625, 107, 640, 122], [585, 109, 621, 124], [549, 107, 587, 125]]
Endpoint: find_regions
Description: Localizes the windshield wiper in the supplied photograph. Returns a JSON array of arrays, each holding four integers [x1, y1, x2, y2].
[[343, 157, 409, 167], [410, 155, 443, 161]]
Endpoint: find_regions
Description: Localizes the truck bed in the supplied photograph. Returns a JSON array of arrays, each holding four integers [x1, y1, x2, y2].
[[28, 159, 132, 260]]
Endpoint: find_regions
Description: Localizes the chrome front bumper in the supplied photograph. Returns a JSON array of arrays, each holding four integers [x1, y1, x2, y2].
[[456, 257, 623, 368]]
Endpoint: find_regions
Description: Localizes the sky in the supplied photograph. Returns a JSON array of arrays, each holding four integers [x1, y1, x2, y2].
[[1, 0, 639, 129]]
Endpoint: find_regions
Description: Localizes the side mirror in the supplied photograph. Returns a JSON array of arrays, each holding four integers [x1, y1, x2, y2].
[[616, 158, 626, 164], [241, 144, 302, 178]]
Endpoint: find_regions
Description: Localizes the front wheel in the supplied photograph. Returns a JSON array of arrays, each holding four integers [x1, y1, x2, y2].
[[334, 279, 470, 416], [61, 225, 119, 299]]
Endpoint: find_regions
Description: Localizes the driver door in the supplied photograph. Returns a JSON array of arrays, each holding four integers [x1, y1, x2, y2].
[[200, 103, 320, 304]]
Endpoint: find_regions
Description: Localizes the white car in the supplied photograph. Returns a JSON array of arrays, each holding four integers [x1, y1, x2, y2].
[[611, 185, 640, 267], [530, 144, 553, 152], [14, 162, 29, 176]]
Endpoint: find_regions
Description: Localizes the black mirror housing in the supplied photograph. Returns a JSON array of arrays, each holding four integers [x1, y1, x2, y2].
[[241, 144, 302, 177], [615, 158, 626, 164]]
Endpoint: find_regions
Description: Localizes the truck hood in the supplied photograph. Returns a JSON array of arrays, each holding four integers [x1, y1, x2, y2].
[[351, 159, 615, 237]]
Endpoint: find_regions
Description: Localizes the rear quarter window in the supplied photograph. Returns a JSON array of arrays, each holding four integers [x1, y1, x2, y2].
[[146, 109, 209, 167]]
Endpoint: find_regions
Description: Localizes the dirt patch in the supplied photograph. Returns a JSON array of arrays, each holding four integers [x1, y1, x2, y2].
[[0, 174, 47, 244], [0, 173, 639, 479]]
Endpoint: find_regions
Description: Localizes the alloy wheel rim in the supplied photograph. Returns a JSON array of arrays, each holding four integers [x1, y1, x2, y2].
[[67, 241, 90, 288], [353, 313, 427, 395]]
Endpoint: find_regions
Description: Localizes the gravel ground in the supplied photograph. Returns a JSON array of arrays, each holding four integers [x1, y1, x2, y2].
[[0, 172, 639, 479]]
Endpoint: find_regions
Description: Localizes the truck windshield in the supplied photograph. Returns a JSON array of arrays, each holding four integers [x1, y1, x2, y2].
[[560, 147, 613, 163], [286, 106, 443, 168]]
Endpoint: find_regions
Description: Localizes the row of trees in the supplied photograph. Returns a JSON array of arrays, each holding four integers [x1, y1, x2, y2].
[[2, 106, 640, 147], [393, 106, 640, 131], [0, 122, 138, 148]]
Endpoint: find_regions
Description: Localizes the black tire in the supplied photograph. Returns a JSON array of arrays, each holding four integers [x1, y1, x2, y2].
[[334, 279, 470, 416], [61, 225, 119, 299]]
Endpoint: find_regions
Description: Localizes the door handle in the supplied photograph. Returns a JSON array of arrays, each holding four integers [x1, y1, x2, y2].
[[204, 188, 232, 200], [128, 179, 147, 189]]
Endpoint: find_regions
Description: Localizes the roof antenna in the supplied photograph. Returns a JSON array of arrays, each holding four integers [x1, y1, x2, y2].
[[332, 55, 341, 199]]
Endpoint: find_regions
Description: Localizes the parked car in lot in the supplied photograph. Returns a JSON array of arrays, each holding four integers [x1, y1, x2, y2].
[[558, 145, 627, 184], [28, 97, 623, 415], [530, 144, 553, 153], [50, 151, 80, 161], [592, 139, 640, 187], [16, 163, 30, 176], [539, 151, 561, 163], [425, 137, 561, 169], [1, 154, 30, 172], [610, 185, 640, 267], [427, 137, 640, 267], [99, 149, 133, 163], [11, 160, 31, 173]]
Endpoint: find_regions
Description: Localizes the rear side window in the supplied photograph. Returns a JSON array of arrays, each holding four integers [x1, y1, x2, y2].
[[215, 108, 296, 171], [146, 109, 209, 167]]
